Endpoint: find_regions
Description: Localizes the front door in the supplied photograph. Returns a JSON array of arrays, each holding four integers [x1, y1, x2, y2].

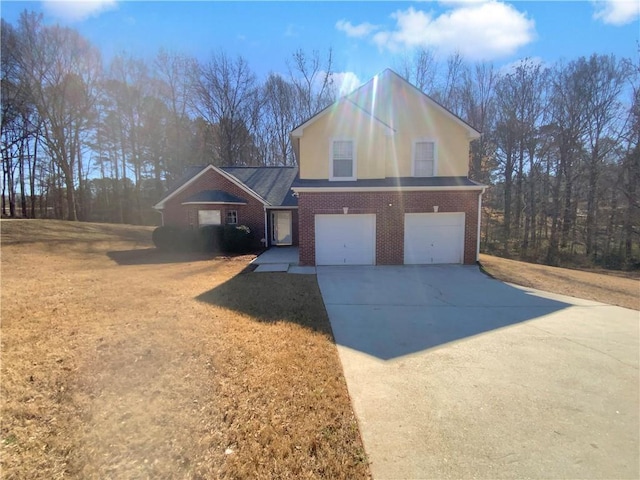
[[271, 211, 292, 245]]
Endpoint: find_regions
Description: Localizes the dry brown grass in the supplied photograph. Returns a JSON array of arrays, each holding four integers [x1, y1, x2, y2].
[[1, 219, 369, 479], [479, 253, 639, 311]]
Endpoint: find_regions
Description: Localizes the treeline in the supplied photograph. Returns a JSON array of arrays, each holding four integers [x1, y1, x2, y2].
[[2, 11, 639, 269], [1, 11, 335, 224], [396, 49, 639, 269]]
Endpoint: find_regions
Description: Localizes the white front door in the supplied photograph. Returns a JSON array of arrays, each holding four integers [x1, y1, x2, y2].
[[272, 211, 292, 245], [315, 214, 376, 265], [404, 213, 465, 264]]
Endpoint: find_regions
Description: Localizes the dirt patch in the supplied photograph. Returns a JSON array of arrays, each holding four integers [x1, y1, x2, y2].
[[479, 254, 639, 311], [1, 219, 369, 479]]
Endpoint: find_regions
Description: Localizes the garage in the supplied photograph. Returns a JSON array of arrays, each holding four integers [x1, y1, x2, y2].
[[315, 214, 376, 265], [404, 213, 465, 264]]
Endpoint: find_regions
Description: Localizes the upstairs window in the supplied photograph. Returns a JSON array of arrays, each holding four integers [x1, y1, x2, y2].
[[331, 139, 356, 180], [413, 141, 436, 177]]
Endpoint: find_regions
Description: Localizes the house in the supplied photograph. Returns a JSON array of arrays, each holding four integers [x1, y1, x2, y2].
[[290, 68, 485, 266], [154, 68, 485, 265], [152, 165, 299, 248]]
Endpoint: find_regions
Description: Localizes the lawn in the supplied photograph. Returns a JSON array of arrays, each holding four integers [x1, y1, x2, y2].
[[480, 253, 639, 310], [1, 219, 369, 479]]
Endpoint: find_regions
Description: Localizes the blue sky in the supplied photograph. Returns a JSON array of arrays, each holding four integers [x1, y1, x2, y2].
[[1, 1, 638, 92]]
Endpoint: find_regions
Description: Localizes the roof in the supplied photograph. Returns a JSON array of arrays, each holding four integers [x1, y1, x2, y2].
[[181, 190, 247, 204], [292, 176, 484, 189], [221, 166, 298, 206], [157, 166, 205, 204], [154, 164, 299, 209], [291, 68, 481, 139]]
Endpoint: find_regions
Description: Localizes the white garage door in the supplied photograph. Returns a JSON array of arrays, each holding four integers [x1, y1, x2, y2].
[[315, 214, 376, 265], [404, 213, 465, 264]]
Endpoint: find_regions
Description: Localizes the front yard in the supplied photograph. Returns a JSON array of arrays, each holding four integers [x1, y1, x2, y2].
[[0, 220, 369, 479]]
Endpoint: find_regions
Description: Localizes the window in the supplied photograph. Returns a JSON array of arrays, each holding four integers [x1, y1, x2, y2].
[[226, 210, 238, 225], [413, 141, 436, 177], [331, 139, 355, 180], [198, 210, 221, 226]]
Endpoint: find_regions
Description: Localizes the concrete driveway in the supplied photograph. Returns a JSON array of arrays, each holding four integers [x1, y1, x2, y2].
[[316, 265, 639, 480]]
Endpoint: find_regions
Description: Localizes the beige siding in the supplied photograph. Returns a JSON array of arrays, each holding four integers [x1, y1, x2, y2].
[[298, 73, 471, 180], [299, 101, 389, 179]]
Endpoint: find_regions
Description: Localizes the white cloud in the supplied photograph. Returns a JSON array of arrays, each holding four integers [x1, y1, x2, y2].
[[339, 2, 535, 61], [42, 0, 118, 22], [335, 19, 380, 38], [284, 24, 301, 37], [330, 71, 362, 97], [592, 0, 640, 25]]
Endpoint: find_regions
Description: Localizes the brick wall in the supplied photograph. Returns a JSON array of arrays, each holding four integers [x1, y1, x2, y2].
[[162, 169, 268, 247], [298, 190, 480, 265]]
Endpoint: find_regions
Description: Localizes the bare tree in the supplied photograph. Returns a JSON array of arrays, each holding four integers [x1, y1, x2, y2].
[[192, 51, 261, 166], [14, 11, 101, 220], [579, 54, 629, 257], [396, 47, 438, 93], [259, 73, 298, 165], [153, 49, 197, 180], [288, 48, 335, 123]]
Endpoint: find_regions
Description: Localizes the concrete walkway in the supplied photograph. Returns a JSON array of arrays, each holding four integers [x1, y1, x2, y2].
[[317, 265, 639, 479], [251, 247, 316, 274]]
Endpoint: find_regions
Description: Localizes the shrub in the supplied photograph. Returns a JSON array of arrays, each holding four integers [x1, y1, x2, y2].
[[153, 226, 199, 252], [222, 224, 253, 253], [152, 226, 183, 251], [198, 225, 224, 253]]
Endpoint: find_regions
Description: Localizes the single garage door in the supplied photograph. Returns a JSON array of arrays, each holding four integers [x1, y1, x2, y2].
[[315, 214, 376, 265], [404, 213, 465, 264]]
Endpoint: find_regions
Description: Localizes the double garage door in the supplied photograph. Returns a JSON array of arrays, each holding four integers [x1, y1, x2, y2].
[[314, 212, 465, 265]]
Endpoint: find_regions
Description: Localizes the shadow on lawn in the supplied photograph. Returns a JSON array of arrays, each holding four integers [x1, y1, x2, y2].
[[315, 265, 573, 360], [107, 248, 220, 265], [195, 272, 333, 337]]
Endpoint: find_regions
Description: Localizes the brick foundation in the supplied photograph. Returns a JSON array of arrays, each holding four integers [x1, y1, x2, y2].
[[297, 190, 480, 265]]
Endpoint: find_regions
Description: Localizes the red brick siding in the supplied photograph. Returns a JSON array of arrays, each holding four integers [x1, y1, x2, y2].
[[162, 169, 267, 247], [298, 190, 480, 266]]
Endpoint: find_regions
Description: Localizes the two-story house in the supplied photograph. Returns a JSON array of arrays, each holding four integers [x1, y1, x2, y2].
[[291, 68, 485, 266], [153, 69, 485, 266]]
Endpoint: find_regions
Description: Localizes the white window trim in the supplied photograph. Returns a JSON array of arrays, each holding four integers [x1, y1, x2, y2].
[[198, 209, 222, 226], [329, 138, 357, 181], [226, 210, 238, 225], [412, 139, 438, 177]]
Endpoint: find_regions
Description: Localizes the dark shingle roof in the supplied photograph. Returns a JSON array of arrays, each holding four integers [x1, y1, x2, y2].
[[182, 190, 247, 204], [155, 165, 299, 208], [291, 176, 483, 189], [221, 166, 298, 206]]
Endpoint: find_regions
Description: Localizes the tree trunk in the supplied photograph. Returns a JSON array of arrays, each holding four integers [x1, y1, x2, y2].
[[585, 147, 600, 257]]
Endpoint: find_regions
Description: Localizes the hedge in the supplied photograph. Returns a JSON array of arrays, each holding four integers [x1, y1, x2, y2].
[[152, 224, 252, 254]]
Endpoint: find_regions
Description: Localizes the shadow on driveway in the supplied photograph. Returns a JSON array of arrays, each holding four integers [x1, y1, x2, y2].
[[317, 265, 573, 360]]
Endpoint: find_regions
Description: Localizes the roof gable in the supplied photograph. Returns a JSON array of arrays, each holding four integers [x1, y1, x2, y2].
[[291, 68, 481, 140], [153, 165, 299, 209]]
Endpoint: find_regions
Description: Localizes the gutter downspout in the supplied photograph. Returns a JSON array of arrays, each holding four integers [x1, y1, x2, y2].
[[263, 205, 269, 248], [476, 187, 486, 262]]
